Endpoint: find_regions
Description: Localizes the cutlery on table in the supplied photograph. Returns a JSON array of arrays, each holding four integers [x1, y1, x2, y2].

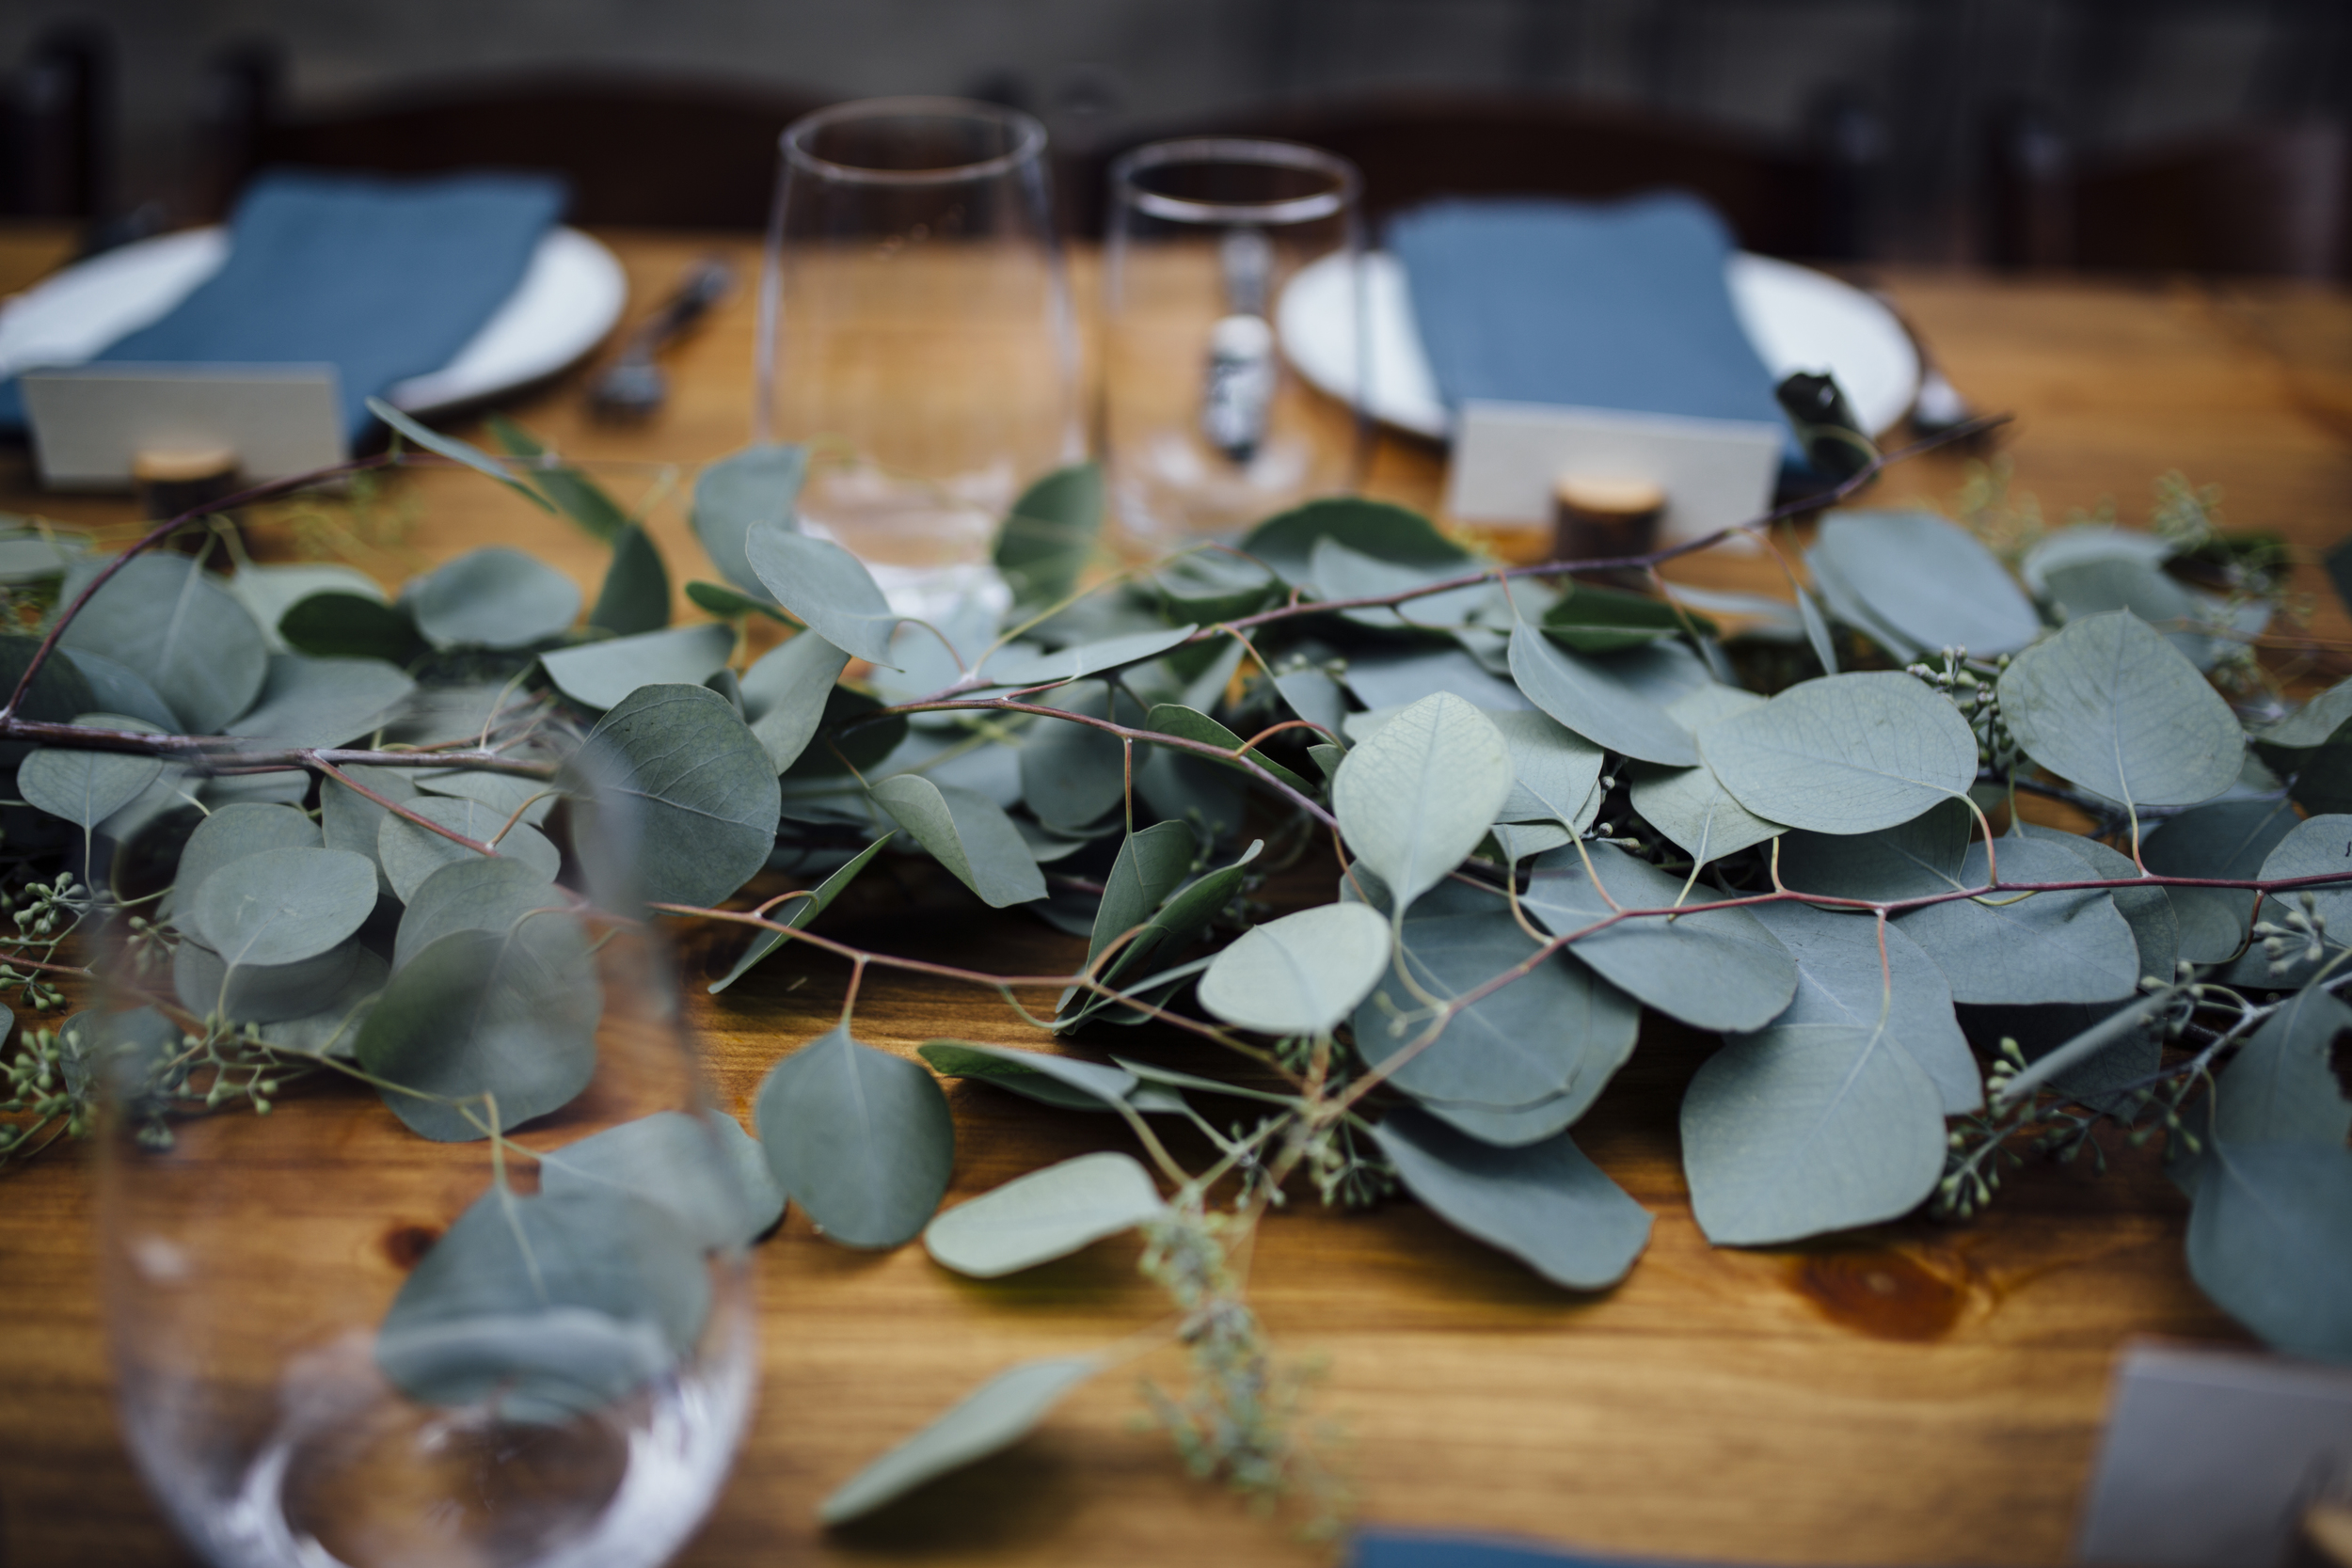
[[587, 258, 734, 420]]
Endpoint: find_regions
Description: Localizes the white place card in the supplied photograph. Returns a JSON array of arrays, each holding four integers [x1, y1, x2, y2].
[[2076, 1341, 2352, 1567], [1442, 398, 1783, 548], [19, 363, 345, 489]]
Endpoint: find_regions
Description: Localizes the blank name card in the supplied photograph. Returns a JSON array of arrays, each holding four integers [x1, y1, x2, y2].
[[1443, 398, 1782, 548], [2075, 1341, 2352, 1567], [19, 364, 345, 488]]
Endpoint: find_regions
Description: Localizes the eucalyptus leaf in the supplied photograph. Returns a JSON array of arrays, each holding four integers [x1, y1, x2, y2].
[[1996, 610, 2243, 810], [2257, 676, 2352, 751], [378, 797, 562, 905], [59, 647, 180, 729], [1141, 704, 1311, 796], [56, 554, 268, 734], [1520, 841, 1797, 1032], [176, 801, 322, 905], [368, 398, 553, 513], [375, 1186, 707, 1423], [1308, 535, 1492, 629], [0, 527, 85, 582], [870, 774, 1046, 908], [1333, 692, 1513, 911], [1796, 585, 1840, 675], [1807, 510, 2042, 656], [576, 685, 784, 908], [486, 414, 629, 541], [407, 547, 581, 651], [1896, 839, 2141, 1005], [1137, 747, 1247, 844], [754, 1023, 954, 1249], [1540, 579, 1710, 653], [19, 727, 163, 830], [1507, 619, 1697, 766], [745, 523, 901, 667], [1628, 691, 1783, 864], [2247, 813, 2352, 944], [918, 1041, 1143, 1112], [539, 1110, 785, 1251], [355, 918, 601, 1141], [1350, 878, 1641, 1131], [1777, 799, 1971, 903], [1018, 684, 1132, 833], [392, 855, 564, 970], [983, 626, 1199, 689], [1057, 821, 1196, 1020], [2020, 524, 2176, 594], [254, 948, 389, 1056], [1197, 901, 1392, 1037], [1062, 837, 1262, 1028], [1702, 672, 1977, 834], [222, 654, 416, 748], [741, 634, 854, 773], [1372, 1109, 1651, 1290], [685, 579, 792, 625], [2208, 986, 2352, 1153], [2185, 1144, 2352, 1362], [589, 523, 671, 636], [1681, 1019, 1947, 1245], [2141, 799, 2302, 963], [692, 443, 803, 598], [175, 935, 362, 1025], [2014, 823, 2181, 984], [1407, 1090, 1591, 1148], [1149, 550, 1278, 622], [819, 1356, 1102, 1525], [278, 592, 428, 665], [187, 847, 378, 968], [1240, 498, 1472, 582], [411, 767, 556, 828], [995, 464, 1103, 609], [708, 832, 895, 994], [924, 1151, 1166, 1278], [1486, 709, 1605, 832], [1742, 900, 1980, 1115], [539, 623, 734, 711]]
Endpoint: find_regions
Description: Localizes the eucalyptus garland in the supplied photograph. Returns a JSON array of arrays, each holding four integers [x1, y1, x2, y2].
[[0, 392, 2345, 1534]]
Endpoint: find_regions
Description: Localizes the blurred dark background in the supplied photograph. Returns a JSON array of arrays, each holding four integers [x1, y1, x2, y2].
[[4, 0, 2349, 272]]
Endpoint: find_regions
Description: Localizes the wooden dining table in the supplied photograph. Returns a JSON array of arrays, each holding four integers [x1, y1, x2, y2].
[[1, 222, 2348, 1568]]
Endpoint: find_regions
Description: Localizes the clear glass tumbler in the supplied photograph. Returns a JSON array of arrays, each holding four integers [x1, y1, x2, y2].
[[757, 97, 1081, 608], [95, 712, 759, 1568], [1102, 137, 1366, 546]]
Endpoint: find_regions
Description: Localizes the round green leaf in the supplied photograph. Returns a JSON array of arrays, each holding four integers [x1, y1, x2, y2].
[[576, 684, 783, 908], [378, 796, 562, 906], [393, 855, 564, 971], [754, 1023, 954, 1250], [56, 554, 268, 733], [745, 523, 902, 667], [1197, 901, 1392, 1037], [869, 773, 1046, 909], [407, 546, 581, 650], [223, 654, 416, 748], [2185, 1144, 2352, 1361], [923, 1151, 1166, 1278], [187, 847, 378, 968], [539, 623, 734, 711], [1681, 1020, 1948, 1245], [740, 631, 851, 773], [1701, 671, 1978, 834], [692, 442, 804, 599], [1996, 610, 2243, 810], [916, 1041, 1142, 1113], [175, 935, 363, 1024], [995, 462, 1104, 609], [819, 1356, 1102, 1525], [1895, 838, 2141, 1005], [1333, 691, 1513, 911], [539, 1110, 784, 1252], [1507, 621, 1699, 766], [58, 648, 180, 729], [174, 801, 322, 908], [1809, 510, 2042, 657], [18, 721, 164, 830], [1239, 497, 1471, 583], [982, 626, 1199, 688], [354, 920, 602, 1141], [1372, 1109, 1651, 1290]]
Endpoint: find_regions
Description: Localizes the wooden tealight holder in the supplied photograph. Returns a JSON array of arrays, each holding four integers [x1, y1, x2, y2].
[[134, 446, 244, 550], [1551, 473, 1665, 566]]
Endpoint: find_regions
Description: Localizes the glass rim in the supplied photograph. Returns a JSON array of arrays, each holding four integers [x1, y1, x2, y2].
[[1110, 137, 1360, 227], [780, 96, 1048, 186]]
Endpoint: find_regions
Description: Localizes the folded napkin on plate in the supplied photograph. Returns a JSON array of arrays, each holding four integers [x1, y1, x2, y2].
[[1387, 192, 1784, 434], [0, 167, 566, 441]]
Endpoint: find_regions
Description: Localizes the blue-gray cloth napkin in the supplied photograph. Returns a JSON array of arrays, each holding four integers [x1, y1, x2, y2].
[[1355, 1528, 1745, 1567], [0, 167, 566, 441], [1387, 192, 1784, 436]]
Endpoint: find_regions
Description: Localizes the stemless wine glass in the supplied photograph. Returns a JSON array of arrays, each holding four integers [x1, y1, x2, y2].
[[1102, 137, 1366, 546], [95, 706, 759, 1568], [756, 97, 1080, 612]]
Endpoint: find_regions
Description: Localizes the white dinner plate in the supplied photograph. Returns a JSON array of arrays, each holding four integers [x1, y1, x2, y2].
[[1277, 248, 1921, 441], [0, 225, 628, 419]]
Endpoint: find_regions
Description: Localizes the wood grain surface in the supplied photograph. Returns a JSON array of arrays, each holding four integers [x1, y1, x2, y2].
[[1, 225, 2347, 1568]]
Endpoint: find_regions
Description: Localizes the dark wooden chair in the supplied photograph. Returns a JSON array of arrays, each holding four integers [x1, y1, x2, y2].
[[1985, 105, 2350, 277], [199, 46, 834, 229], [0, 23, 111, 221], [1065, 90, 1884, 260]]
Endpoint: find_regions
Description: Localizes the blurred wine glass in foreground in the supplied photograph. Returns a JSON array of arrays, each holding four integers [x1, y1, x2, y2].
[[95, 689, 763, 1568]]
